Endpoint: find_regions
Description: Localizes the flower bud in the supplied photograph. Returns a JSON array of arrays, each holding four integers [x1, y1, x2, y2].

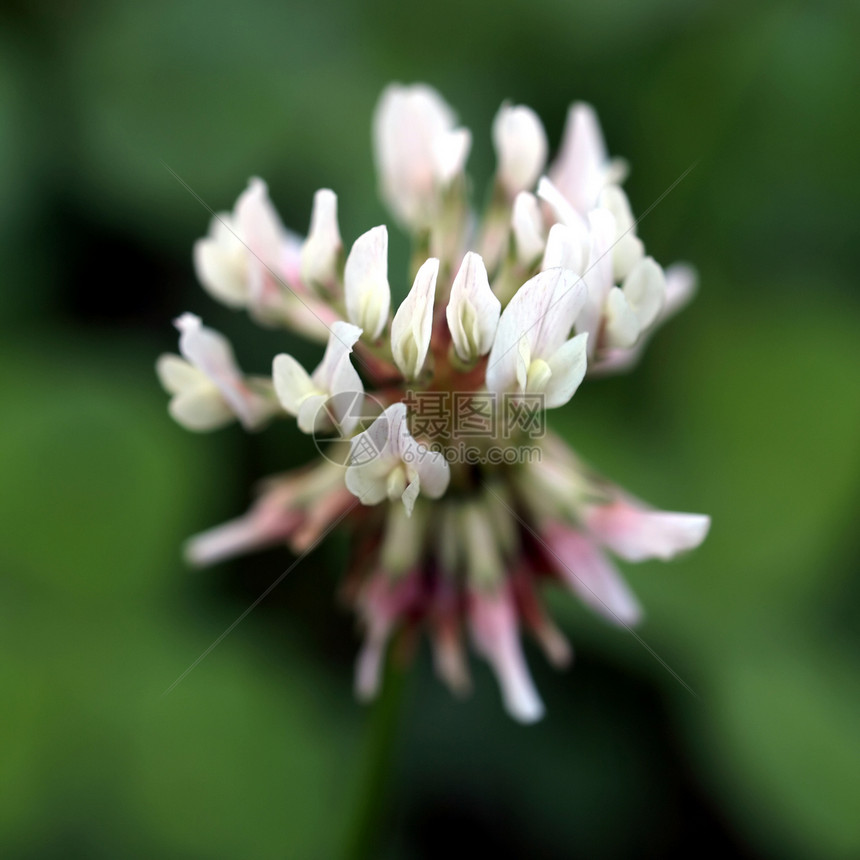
[[391, 257, 439, 379], [344, 225, 391, 340], [446, 252, 500, 364], [492, 103, 548, 196], [300, 188, 342, 292]]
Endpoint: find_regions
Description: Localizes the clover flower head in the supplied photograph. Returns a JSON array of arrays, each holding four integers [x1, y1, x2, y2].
[[158, 83, 710, 722]]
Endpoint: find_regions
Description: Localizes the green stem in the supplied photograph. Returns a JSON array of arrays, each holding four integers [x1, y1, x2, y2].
[[343, 661, 409, 860]]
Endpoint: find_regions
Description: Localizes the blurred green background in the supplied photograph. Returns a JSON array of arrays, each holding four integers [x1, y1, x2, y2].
[[2, 0, 859, 857]]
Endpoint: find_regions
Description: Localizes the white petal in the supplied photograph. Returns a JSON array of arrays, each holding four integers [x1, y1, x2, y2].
[[548, 102, 609, 213], [622, 256, 666, 331], [300, 188, 342, 290], [345, 405, 403, 505], [193, 223, 247, 308], [235, 177, 284, 262], [603, 287, 640, 349], [576, 208, 617, 354], [545, 524, 642, 626], [599, 185, 644, 281], [511, 192, 546, 266], [587, 500, 711, 562], [492, 103, 548, 195], [344, 225, 391, 340], [169, 387, 234, 432], [544, 332, 589, 408], [272, 353, 318, 415], [486, 268, 586, 399], [469, 589, 545, 724], [391, 257, 438, 379], [296, 392, 331, 434], [402, 438, 450, 499], [156, 354, 206, 396], [373, 83, 458, 227], [432, 128, 471, 185], [536, 175, 583, 229], [446, 252, 500, 363], [541, 223, 587, 273], [175, 313, 264, 429], [311, 321, 363, 391], [662, 263, 697, 320]]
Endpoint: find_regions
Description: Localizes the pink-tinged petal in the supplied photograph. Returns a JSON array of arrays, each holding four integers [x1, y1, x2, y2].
[[235, 178, 292, 315], [373, 84, 459, 228], [184, 485, 303, 566], [354, 572, 423, 700], [544, 522, 642, 626], [175, 313, 273, 430], [431, 628, 472, 696], [469, 588, 545, 724], [548, 102, 610, 213], [586, 499, 711, 562], [290, 485, 357, 553]]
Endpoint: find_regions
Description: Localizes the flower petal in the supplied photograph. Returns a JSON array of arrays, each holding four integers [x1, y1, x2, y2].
[[469, 589, 545, 724], [175, 312, 271, 429], [622, 256, 666, 331], [544, 523, 642, 626], [156, 354, 206, 396], [548, 102, 610, 213], [446, 252, 500, 363], [272, 353, 317, 415], [511, 192, 546, 266], [587, 499, 711, 562], [544, 332, 589, 408], [344, 225, 391, 340], [391, 257, 438, 379], [300, 188, 342, 290], [486, 268, 586, 400], [169, 387, 234, 432], [603, 286, 640, 349], [492, 102, 548, 196]]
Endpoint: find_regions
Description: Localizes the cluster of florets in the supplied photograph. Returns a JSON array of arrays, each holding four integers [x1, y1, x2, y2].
[[157, 84, 709, 722]]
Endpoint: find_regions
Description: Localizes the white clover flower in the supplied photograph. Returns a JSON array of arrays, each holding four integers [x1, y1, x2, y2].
[[345, 402, 450, 517], [159, 85, 709, 723], [272, 320, 364, 435], [486, 268, 589, 409], [157, 313, 277, 431], [373, 83, 471, 230]]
